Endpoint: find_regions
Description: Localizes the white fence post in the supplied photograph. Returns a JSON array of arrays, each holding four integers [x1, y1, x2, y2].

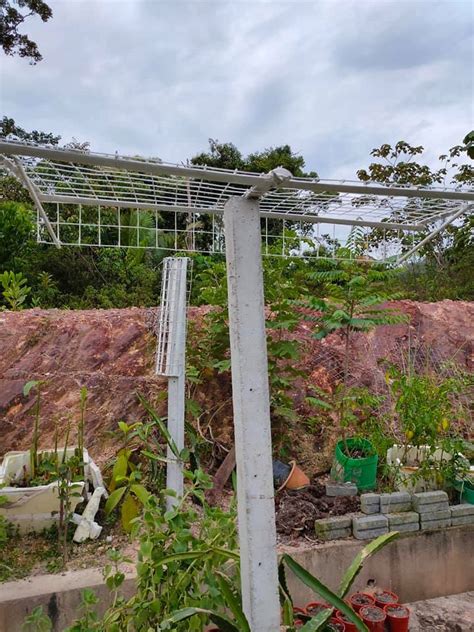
[[155, 257, 188, 510], [224, 196, 280, 632]]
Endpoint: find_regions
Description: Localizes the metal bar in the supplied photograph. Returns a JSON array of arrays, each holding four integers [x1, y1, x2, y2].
[[223, 196, 280, 632], [12, 157, 61, 248], [395, 205, 471, 265], [2, 141, 473, 202]]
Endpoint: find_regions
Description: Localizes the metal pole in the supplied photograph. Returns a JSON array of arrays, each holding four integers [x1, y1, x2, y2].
[[395, 205, 471, 265], [224, 196, 280, 632]]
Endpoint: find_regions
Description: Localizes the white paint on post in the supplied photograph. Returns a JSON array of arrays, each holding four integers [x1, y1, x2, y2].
[[224, 196, 280, 632], [155, 257, 188, 510]]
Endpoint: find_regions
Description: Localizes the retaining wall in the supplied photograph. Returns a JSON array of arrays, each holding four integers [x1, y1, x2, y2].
[[0, 526, 473, 631]]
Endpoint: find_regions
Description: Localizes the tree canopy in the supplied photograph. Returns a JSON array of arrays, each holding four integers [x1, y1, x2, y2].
[[0, 0, 53, 63]]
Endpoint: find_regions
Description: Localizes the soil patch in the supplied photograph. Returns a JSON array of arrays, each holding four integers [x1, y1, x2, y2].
[[275, 480, 360, 537]]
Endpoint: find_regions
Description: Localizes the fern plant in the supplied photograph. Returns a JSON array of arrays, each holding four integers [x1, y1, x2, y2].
[[304, 254, 408, 454]]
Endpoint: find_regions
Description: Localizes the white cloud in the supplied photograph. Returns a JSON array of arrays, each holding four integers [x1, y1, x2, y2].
[[1, 0, 472, 178]]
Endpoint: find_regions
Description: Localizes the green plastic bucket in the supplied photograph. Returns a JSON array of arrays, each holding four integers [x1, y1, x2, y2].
[[454, 479, 474, 504], [331, 438, 378, 491]]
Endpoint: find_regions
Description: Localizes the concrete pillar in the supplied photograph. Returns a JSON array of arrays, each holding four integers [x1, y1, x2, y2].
[[224, 196, 280, 632]]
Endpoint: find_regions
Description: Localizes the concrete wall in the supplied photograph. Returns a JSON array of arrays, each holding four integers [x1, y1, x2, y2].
[[284, 526, 474, 607], [1, 526, 473, 631]]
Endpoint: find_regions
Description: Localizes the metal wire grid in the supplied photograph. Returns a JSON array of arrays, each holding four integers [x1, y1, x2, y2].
[[35, 202, 414, 261], [1, 140, 472, 261], [18, 157, 465, 226], [155, 257, 190, 377]]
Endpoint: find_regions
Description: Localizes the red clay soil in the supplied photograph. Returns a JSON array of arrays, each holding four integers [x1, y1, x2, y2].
[[0, 301, 473, 469]]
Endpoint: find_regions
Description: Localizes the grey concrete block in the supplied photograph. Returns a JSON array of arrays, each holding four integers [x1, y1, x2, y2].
[[412, 491, 449, 510], [387, 511, 419, 526], [325, 481, 358, 497], [416, 502, 449, 514], [353, 514, 388, 531], [316, 527, 352, 540], [391, 522, 420, 533], [419, 508, 450, 521], [315, 515, 352, 537], [353, 526, 389, 540], [380, 492, 412, 513], [420, 519, 451, 531], [361, 493, 380, 514], [450, 504, 474, 518], [451, 515, 474, 527]]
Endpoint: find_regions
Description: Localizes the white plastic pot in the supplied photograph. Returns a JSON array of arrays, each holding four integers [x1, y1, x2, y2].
[[0, 448, 105, 533], [386, 444, 453, 493]]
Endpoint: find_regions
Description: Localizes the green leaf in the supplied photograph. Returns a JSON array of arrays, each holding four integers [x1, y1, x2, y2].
[[23, 380, 38, 396], [137, 393, 180, 458], [121, 491, 139, 532], [215, 572, 251, 632], [162, 607, 242, 632], [282, 554, 368, 632], [104, 486, 127, 516], [337, 532, 399, 597], [130, 483, 150, 505], [117, 421, 129, 434], [112, 452, 129, 481]]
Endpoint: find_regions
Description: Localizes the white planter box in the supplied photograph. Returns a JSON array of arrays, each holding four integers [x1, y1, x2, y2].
[[0, 448, 105, 533], [386, 444, 453, 493]]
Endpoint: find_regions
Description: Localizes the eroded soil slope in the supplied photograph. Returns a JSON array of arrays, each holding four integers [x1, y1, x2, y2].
[[1, 301, 473, 468]]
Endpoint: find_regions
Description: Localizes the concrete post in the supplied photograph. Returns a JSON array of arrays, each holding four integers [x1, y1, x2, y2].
[[224, 196, 280, 632]]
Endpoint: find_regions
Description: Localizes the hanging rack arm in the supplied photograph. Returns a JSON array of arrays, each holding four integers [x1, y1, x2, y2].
[[395, 204, 471, 265], [11, 157, 62, 248]]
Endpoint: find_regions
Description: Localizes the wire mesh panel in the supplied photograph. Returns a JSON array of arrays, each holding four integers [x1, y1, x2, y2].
[[1, 140, 472, 263], [155, 257, 189, 377]]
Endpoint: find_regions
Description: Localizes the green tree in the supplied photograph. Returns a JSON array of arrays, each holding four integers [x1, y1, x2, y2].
[[0, 0, 53, 63]]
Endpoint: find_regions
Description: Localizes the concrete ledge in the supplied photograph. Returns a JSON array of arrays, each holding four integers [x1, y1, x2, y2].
[[1, 526, 473, 631]]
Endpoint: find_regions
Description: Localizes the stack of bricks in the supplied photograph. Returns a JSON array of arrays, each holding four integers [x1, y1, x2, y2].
[[412, 491, 451, 530], [352, 514, 388, 540], [450, 503, 474, 527], [314, 516, 352, 541]]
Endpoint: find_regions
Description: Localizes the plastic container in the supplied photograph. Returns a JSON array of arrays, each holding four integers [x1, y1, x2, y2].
[[454, 478, 474, 504], [327, 619, 345, 631], [349, 592, 375, 613], [384, 604, 410, 632], [335, 607, 361, 632], [332, 439, 378, 491], [359, 605, 386, 631], [374, 589, 398, 609]]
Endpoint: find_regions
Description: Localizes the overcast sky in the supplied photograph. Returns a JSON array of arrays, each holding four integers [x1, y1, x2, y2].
[[1, 0, 472, 178]]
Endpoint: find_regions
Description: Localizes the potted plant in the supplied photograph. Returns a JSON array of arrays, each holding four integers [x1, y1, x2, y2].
[[385, 366, 468, 492], [373, 589, 398, 609], [359, 605, 386, 631], [384, 604, 410, 632], [0, 383, 104, 533], [348, 592, 375, 613]]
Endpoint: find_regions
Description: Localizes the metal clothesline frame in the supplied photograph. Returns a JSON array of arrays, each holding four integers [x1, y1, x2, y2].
[[1, 139, 473, 632]]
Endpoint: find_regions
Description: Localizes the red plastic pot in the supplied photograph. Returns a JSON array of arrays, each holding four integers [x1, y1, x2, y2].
[[384, 603, 410, 632], [293, 606, 307, 617], [359, 605, 386, 632], [374, 589, 399, 609], [349, 592, 375, 613], [294, 620, 305, 629], [328, 618, 346, 631], [335, 607, 361, 632], [305, 601, 332, 617]]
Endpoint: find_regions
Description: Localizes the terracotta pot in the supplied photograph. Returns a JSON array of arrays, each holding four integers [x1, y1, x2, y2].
[[359, 605, 386, 632], [374, 589, 398, 609], [384, 604, 410, 632], [335, 607, 361, 632], [305, 601, 332, 617], [280, 460, 310, 491], [349, 592, 375, 613]]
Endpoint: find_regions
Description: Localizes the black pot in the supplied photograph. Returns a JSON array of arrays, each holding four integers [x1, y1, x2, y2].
[[272, 459, 291, 488]]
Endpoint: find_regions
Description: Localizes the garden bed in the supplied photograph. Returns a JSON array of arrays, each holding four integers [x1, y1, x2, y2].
[[275, 479, 360, 539]]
